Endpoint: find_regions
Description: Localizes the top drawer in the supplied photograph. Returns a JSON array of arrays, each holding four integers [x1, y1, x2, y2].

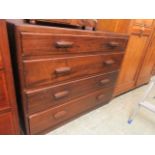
[[21, 32, 128, 56]]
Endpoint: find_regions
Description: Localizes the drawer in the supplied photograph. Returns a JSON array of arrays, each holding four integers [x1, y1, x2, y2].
[[21, 32, 128, 56], [0, 71, 9, 110], [26, 71, 118, 114], [23, 53, 124, 88], [29, 87, 113, 134], [0, 112, 16, 135]]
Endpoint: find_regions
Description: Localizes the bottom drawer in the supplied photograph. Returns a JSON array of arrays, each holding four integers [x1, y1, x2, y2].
[[29, 87, 114, 134], [0, 112, 16, 135]]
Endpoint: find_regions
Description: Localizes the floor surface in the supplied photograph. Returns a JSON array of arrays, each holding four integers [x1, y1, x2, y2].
[[47, 83, 155, 135]]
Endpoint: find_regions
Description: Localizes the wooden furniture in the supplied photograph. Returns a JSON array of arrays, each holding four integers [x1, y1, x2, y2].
[[7, 20, 128, 134], [136, 27, 155, 86], [0, 20, 20, 134], [25, 19, 97, 30], [97, 19, 155, 96]]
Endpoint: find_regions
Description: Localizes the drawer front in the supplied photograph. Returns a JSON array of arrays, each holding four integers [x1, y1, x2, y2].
[[29, 87, 113, 134], [21, 32, 128, 56], [0, 71, 9, 110], [23, 53, 124, 88], [26, 71, 118, 114], [0, 112, 16, 135]]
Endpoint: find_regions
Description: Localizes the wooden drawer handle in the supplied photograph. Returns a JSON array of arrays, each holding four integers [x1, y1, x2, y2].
[[55, 67, 71, 75], [100, 79, 110, 85], [54, 110, 67, 119], [54, 90, 69, 100], [96, 94, 105, 101], [108, 41, 120, 47], [55, 41, 73, 48], [104, 59, 115, 65]]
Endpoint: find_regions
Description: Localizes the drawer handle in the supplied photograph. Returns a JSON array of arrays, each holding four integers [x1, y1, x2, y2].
[[100, 79, 110, 85], [96, 94, 105, 101], [54, 90, 69, 100], [108, 41, 120, 47], [104, 59, 115, 65], [54, 110, 67, 119], [55, 41, 73, 48], [55, 67, 71, 75]]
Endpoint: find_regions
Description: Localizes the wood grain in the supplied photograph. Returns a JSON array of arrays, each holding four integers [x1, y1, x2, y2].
[[0, 71, 10, 110], [0, 50, 3, 69], [26, 71, 119, 114], [26, 19, 97, 29], [136, 27, 155, 86], [29, 87, 114, 134], [0, 20, 20, 134], [7, 20, 128, 134], [23, 53, 123, 89], [0, 112, 17, 135], [97, 19, 155, 96], [21, 32, 128, 56]]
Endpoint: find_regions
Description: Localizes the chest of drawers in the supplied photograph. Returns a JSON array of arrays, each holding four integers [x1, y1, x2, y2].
[[7, 20, 128, 134]]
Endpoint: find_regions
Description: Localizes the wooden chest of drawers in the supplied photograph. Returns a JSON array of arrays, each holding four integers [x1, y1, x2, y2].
[[7, 20, 128, 134]]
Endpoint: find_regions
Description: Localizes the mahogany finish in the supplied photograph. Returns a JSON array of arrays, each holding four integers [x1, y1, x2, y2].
[[7, 20, 128, 134], [0, 20, 20, 134], [27, 71, 119, 114], [0, 51, 3, 69], [26, 19, 97, 30], [21, 32, 127, 56], [0, 71, 9, 110], [23, 53, 123, 88], [0, 112, 17, 134], [29, 88, 114, 134]]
